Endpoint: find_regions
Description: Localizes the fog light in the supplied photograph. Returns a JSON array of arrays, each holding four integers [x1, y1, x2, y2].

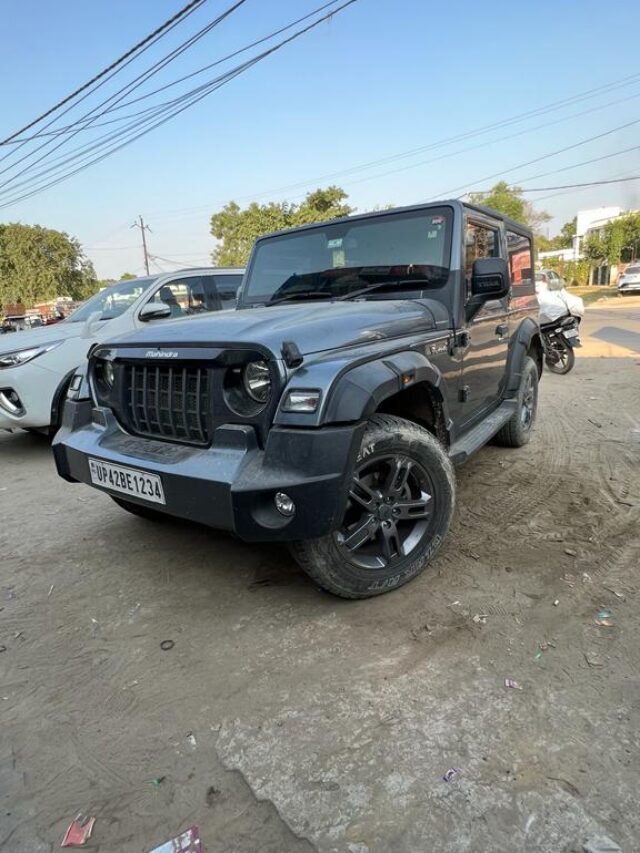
[[0, 389, 24, 415], [274, 491, 295, 517]]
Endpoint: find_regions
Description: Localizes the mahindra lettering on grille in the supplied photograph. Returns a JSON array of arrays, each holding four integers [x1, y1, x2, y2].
[[124, 364, 210, 445]]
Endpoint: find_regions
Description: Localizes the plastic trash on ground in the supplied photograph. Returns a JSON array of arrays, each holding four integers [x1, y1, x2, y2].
[[147, 826, 203, 853], [61, 815, 95, 847]]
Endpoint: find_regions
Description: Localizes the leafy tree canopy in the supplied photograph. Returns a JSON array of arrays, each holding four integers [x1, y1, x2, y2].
[[468, 181, 552, 233], [119, 272, 137, 280], [582, 212, 640, 265], [0, 223, 97, 308], [210, 186, 354, 267]]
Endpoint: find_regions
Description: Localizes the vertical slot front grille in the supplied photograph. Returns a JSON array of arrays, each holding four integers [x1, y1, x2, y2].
[[124, 365, 210, 445]]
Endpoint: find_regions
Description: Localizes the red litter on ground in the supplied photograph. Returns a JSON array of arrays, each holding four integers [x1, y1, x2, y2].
[[147, 826, 203, 853], [61, 814, 96, 847]]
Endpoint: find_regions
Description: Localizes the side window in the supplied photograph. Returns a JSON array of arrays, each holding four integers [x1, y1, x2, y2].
[[147, 276, 222, 317], [464, 221, 500, 290], [213, 274, 242, 309], [506, 231, 534, 295]]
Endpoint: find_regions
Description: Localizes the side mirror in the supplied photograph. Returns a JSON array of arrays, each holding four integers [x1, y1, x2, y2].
[[139, 302, 172, 321], [471, 257, 510, 300]]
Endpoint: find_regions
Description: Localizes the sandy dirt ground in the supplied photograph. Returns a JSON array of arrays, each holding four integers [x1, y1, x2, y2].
[[1, 299, 639, 853]]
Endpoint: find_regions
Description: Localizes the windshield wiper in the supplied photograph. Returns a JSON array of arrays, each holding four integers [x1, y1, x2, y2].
[[336, 279, 435, 301], [266, 290, 334, 307]]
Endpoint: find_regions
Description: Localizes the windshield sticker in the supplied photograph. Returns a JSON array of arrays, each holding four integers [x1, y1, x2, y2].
[[332, 249, 346, 267], [430, 215, 445, 225], [327, 238, 343, 249], [427, 230, 439, 239]]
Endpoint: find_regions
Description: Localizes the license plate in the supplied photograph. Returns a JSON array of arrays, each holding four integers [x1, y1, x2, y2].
[[565, 329, 579, 338], [88, 458, 165, 504]]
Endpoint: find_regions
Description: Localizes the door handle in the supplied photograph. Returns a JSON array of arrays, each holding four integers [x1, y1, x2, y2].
[[495, 323, 508, 337]]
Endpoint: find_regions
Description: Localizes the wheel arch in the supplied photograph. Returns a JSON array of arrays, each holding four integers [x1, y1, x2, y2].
[[504, 318, 542, 396], [321, 350, 452, 445]]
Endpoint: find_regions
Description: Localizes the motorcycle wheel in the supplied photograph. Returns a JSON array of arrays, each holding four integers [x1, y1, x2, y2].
[[546, 346, 575, 375]]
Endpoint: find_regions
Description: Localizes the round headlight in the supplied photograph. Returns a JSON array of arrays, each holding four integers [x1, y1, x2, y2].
[[243, 360, 271, 403]]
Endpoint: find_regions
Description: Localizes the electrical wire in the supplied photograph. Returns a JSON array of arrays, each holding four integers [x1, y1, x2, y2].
[[427, 116, 640, 200], [0, 0, 209, 146], [0, 0, 358, 209], [147, 75, 640, 222], [4, 0, 345, 145], [0, 0, 248, 188], [519, 175, 640, 192]]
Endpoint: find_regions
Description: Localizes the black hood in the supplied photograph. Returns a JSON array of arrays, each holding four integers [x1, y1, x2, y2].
[[106, 299, 450, 358]]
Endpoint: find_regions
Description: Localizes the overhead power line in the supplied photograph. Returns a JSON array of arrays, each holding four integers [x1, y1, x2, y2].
[[146, 72, 640, 222], [0, 0, 248, 189], [0, 0, 209, 146], [519, 175, 640, 192], [430, 116, 640, 200], [3, 0, 345, 146], [0, 0, 359, 210]]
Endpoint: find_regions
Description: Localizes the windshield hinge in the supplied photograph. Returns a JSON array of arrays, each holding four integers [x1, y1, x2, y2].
[[281, 340, 303, 368]]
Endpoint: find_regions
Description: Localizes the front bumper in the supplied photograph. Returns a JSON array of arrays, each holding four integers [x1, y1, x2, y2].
[[53, 401, 364, 542], [618, 281, 640, 292], [0, 361, 61, 430]]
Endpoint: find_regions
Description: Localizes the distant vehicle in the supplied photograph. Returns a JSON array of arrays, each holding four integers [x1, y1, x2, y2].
[[536, 269, 565, 290], [617, 263, 640, 295], [0, 268, 244, 435], [3, 314, 44, 331]]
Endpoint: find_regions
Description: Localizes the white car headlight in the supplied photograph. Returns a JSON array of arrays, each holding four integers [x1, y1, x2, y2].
[[0, 341, 63, 369]]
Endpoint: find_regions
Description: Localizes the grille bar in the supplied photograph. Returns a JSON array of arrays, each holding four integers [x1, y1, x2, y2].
[[122, 364, 210, 446]]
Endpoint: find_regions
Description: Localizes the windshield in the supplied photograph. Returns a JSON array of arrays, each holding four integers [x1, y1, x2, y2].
[[66, 276, 159, 323], [241, 207, 452, 305], [625, 265, 640, 274]]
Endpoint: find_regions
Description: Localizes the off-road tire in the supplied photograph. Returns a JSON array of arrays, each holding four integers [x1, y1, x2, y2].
[[545, 346, 575, 375], [289, 414, 455, 599], [110, 496, 166, 522], [494, 356, 539, 447]]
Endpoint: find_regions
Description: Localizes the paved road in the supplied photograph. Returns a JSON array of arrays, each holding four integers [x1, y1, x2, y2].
[[580, 294, 640, 357], [1, 330, 639, 852]]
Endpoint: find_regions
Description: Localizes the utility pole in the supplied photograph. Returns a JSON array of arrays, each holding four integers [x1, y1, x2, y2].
[[131, 215, 151, 275]]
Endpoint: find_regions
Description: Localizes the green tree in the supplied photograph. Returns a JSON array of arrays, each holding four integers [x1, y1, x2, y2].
[[0, 223, 97, 308], [557, 217, 577, 248], [119, 272, 137, 280], [468, 181, 551, 233], [210, 186, 354, 267], [582, 213, 640, 265]]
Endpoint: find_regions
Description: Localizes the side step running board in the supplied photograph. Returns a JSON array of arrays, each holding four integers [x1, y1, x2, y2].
[[448, 400, 518, 465]]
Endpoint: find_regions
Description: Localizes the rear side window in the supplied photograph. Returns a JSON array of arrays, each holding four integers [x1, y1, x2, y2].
[[464, 221, 500, 292], [506, 231, 534, 295]]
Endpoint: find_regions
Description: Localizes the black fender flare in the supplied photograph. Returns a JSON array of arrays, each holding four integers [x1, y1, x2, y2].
[[504, 318, 542, 396], [322, 349, 451, 429]]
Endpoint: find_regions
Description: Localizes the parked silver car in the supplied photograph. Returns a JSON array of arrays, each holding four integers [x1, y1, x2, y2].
[[617, 264, 640, 295]]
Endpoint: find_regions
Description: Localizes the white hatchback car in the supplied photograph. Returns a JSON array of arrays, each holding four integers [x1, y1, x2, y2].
[[0, 267, 244, 434]]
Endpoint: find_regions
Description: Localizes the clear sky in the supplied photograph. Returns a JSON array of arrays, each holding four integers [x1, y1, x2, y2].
[[2, 0, 640, 279]]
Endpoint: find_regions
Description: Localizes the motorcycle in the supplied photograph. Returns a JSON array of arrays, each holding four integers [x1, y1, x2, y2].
[[540, 312, 582, 374], [536, 276, 584, 375]]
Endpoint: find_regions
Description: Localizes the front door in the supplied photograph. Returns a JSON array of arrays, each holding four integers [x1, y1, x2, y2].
[[460, 217, 509, 426]]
